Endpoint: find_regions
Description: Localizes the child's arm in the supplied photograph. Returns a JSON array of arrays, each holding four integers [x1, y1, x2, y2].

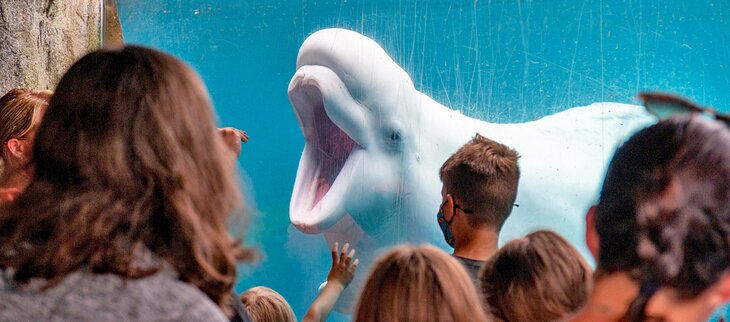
[[302, 242, 359, 322]]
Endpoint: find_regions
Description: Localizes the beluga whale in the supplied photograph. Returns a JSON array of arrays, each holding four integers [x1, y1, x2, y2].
[[287, 28, 654, 309]]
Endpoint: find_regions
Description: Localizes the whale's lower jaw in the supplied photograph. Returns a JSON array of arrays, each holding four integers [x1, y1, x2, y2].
[[289, 146, 365, 234]]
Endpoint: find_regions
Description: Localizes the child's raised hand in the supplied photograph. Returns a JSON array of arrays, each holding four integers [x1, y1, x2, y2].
[[303, 242, 360, 322], [327, 242, 359, 288]]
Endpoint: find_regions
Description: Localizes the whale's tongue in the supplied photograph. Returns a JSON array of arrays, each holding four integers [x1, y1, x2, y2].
[[313, 180, 330, 208], [302, 89, 357, 212]]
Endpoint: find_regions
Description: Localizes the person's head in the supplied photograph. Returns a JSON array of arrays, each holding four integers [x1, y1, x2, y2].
[[480, 229, 592, 322], [586, 115, 730, 321], [0, 88, 52, 173], [438, 134, 520, 246], [354, 244, 488, 322], [240, 287, 296, 322], [0, 46, 254, 309]]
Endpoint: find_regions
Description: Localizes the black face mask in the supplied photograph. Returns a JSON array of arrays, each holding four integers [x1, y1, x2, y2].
[[436, 200, 455, 247]]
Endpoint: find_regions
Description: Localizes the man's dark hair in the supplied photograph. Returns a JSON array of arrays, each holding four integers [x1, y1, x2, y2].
[[595, 115, 730, 321]]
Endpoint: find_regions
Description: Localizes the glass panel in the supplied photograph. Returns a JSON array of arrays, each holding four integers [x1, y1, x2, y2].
[[116, 1, 730, 321], [102, 0, 124, 47]]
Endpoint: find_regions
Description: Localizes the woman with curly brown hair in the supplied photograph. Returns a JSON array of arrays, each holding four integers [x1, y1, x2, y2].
[[0, 46, 254, 321], [571, 114, 730, 322], [0, 88, 51, 203]]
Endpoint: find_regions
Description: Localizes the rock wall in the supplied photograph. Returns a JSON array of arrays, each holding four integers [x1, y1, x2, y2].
[[0, 0, 102, 93]]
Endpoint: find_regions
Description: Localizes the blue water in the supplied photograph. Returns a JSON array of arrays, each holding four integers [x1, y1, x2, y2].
[[117, 1, 730, 320]]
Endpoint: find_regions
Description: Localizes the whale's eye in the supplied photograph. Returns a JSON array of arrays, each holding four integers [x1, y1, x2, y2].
[[386, 122, 404, 151]]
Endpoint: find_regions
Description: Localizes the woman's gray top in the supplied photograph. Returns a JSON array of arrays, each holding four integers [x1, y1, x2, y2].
[[0, 264, 228, 321]]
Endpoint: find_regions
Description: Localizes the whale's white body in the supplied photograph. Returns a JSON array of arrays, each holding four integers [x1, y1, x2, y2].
[[287, 28, 654, 310]]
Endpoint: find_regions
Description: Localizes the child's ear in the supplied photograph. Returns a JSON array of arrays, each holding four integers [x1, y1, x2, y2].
[[585, 206, 600, 261], [6, 138, 24, 159]]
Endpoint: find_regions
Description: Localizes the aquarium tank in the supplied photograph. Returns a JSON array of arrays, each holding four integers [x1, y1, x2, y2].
[[117, 1, 730, 320]]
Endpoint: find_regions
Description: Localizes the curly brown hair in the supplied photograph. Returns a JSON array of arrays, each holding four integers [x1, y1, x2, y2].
[[0, 46, 254, 310], [595, 115, 730, 321]]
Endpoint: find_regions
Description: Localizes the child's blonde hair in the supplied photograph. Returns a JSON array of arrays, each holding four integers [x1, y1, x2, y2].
[[0, 88, 51, 165], [240, 286, 296, 322]]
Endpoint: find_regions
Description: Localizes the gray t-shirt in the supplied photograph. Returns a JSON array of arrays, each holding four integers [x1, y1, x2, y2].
[[454, 255, 486, 291], [0, 267, 228, 322]]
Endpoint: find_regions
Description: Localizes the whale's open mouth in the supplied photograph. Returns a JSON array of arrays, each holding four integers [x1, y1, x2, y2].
[[289, 76, 363, 233]]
